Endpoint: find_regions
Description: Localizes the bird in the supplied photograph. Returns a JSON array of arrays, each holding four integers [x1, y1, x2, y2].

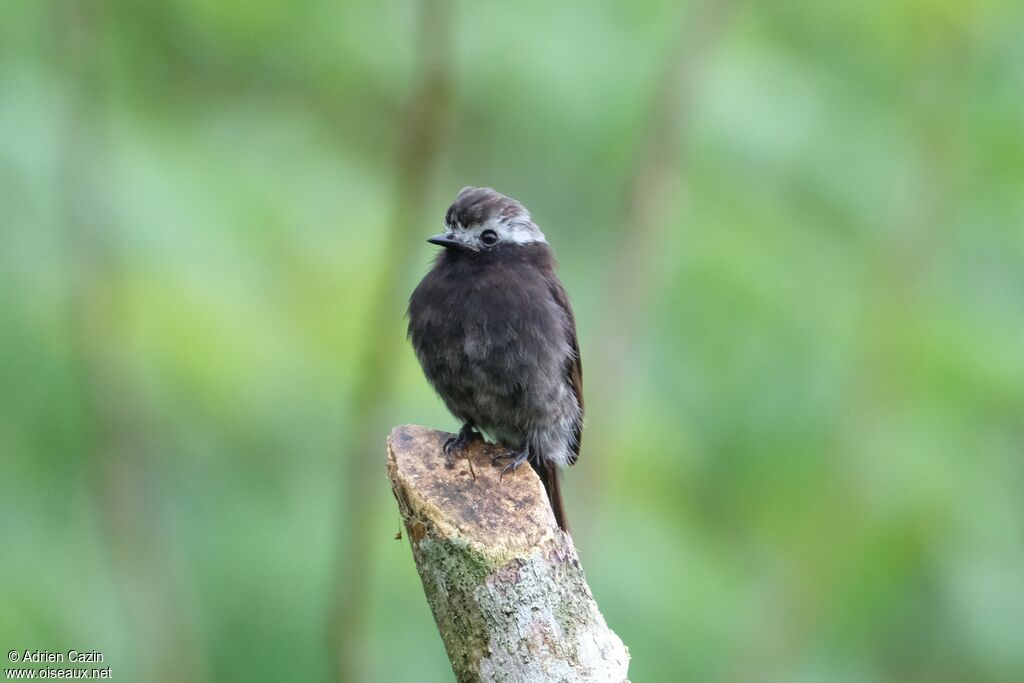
[[407, 186, 583, 531]]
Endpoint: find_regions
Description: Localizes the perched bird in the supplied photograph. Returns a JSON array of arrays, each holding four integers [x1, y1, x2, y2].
[[407, 187, 583, 531]]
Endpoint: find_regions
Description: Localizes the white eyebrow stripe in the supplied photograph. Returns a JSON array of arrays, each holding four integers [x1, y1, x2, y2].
[[492, 218, 547, 244]]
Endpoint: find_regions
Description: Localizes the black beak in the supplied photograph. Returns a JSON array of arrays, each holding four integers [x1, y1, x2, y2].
[[427, 233, 461, 249]]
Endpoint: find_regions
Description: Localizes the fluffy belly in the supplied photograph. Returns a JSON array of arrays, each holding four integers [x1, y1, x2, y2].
[[435, 367, 530, 442], [431, 356, 579, 467]]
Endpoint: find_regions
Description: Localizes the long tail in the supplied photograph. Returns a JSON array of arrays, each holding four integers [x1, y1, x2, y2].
[[531, 459, 569, 532]]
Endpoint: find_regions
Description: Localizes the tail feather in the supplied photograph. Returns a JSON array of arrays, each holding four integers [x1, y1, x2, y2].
[[531, 460, 568, 532]]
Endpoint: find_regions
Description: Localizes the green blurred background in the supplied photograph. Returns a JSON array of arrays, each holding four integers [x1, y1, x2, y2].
[[2, 0, 1023, 681]]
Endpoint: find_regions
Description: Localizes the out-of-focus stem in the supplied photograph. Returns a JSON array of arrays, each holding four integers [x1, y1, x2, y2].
[[582, 1, 739, 522], [55, 2, 204, 681], [328, 0, 455, 681]]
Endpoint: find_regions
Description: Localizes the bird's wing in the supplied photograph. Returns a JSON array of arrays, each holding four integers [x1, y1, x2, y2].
[[547, 276, 584, 465]]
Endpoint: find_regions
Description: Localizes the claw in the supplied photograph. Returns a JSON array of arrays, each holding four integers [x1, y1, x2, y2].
[[442, 435, 460, 467], [444, 422, 479, 478], [492, 447, 529, 480]]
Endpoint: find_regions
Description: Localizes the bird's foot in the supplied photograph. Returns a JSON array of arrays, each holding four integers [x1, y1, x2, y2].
[[444, 423, 480, 476], [492, 447, 530, 479]]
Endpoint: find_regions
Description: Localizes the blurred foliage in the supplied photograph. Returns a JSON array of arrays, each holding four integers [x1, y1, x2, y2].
[[2, 1, 1023, 682]]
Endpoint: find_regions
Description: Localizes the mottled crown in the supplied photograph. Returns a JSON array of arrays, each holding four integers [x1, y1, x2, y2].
[[445, 187, 530, 229]]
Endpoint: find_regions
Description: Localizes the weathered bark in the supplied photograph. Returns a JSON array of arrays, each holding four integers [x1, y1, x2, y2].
[[386, 425, 630, 683]]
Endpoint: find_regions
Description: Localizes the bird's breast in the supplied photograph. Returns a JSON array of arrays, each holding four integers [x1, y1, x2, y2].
[[409, 259, 570, 411]]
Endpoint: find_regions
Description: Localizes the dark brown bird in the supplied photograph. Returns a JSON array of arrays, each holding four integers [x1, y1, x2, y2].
[[407, 187, 583, 530]]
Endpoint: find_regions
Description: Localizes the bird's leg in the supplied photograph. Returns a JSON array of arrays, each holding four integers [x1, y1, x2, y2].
[[492, 446, 530, 479], [443, 422, 480, 471]]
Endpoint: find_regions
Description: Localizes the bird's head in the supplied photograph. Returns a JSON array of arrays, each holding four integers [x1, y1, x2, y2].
[[428, 187, 547, 252]]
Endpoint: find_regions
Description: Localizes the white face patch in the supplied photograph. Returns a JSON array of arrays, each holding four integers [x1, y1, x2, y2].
[[445, 216, 547, 250]]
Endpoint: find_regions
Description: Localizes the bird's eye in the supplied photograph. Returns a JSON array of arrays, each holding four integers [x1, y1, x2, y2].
[[480, 229, 499, 246]]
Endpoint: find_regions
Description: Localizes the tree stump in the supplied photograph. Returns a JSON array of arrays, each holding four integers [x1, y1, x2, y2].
[[386, 424, 630, 683]]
